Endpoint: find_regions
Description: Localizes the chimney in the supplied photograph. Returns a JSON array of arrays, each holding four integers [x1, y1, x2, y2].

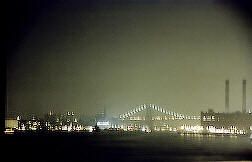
[[225, 80, 229, 113], [242, 80, 246, 113]]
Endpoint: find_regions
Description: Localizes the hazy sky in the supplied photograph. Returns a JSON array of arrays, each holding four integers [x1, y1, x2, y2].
[[7, 0, 252, 117]]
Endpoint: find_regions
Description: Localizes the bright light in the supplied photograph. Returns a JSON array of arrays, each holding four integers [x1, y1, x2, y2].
[[84, 126, 93, 132], [62, 125, 67, 131], [97, 121, 109, 126], [4, 128, 14, 134]]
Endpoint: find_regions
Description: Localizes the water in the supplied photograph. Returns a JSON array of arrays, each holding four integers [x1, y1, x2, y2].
[[2, 132, 252, 162]]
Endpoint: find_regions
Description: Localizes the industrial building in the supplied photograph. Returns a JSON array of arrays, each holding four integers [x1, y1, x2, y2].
[[201, 110, 252, 134], [201, 80, 252, 134]]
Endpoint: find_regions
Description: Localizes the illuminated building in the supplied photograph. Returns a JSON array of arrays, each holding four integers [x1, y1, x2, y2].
[[44, 111, 58, 130], [201, 109, 252, 134], [16, 115, 42, 131], [95, 108, 111, 130], [5, 118, 18, 134], [200, 80, 252, 134], [14, 111, 83, 132]]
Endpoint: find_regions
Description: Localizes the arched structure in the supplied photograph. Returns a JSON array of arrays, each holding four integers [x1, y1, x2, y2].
[[118, 104, 200, 132], [119, 104, 200, 120]]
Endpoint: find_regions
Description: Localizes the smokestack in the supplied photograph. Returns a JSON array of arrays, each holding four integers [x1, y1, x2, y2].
[[242, 80, 246, 113], [225, 80, 229, 113]]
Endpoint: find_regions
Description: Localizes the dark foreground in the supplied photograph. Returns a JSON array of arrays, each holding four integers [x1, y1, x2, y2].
[[2, 132, 252, 162]]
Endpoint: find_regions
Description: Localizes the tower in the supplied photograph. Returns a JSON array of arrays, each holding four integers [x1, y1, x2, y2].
[[225, 80, 229, 113], [145, 104, 153, 132], [242, 80, 246, 113]]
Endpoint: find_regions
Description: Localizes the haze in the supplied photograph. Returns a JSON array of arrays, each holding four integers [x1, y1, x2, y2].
[[6, 0, 252, 117]]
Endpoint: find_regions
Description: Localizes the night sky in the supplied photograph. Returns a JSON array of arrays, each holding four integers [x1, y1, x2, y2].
[[6, 0, 252, 117]]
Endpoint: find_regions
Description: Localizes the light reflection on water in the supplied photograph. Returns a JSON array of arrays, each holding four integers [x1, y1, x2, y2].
[[100, 133, 252, 161], [5, 132, 251, 162]]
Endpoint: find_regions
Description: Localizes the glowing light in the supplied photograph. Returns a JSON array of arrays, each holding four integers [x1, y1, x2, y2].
[[97, 121, 110, 126], [4, 128, 14, 134], [62, 125, 68, 131], [141, 127, 146, 132]]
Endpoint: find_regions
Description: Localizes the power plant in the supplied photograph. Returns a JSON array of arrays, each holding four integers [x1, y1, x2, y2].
[[201, 79, 252, 134]]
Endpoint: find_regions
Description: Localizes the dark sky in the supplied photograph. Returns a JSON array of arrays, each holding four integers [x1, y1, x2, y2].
[[6, 0, 252, 117]]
